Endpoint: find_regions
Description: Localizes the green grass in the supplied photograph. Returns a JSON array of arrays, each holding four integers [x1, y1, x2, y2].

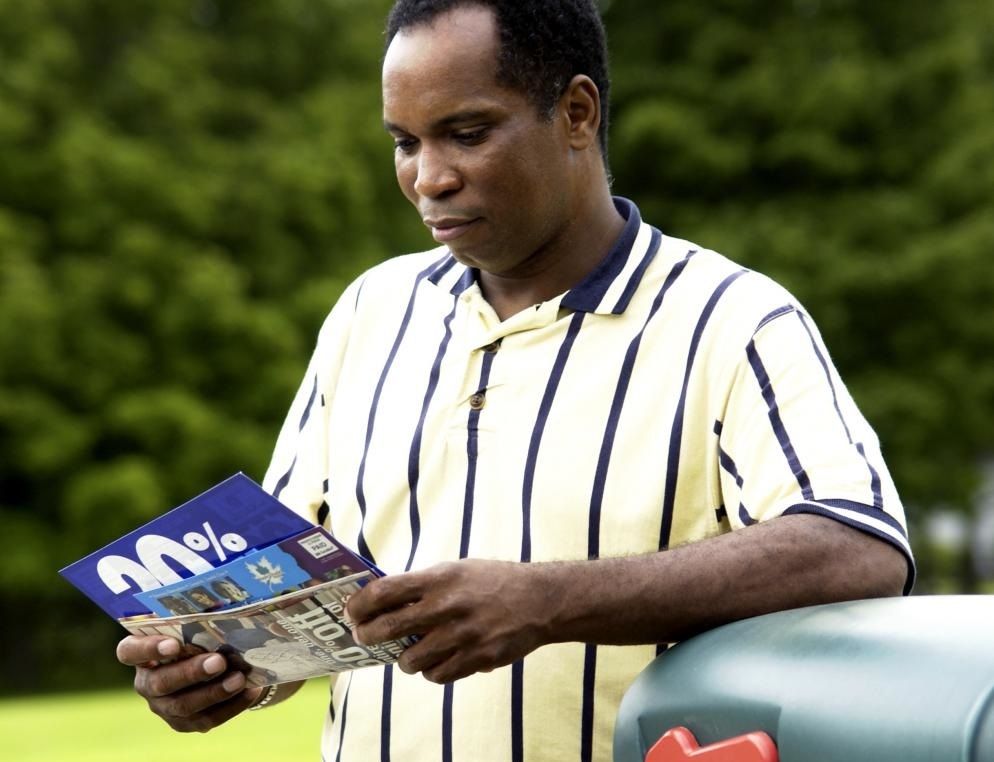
[[0, 678, 330, 762]]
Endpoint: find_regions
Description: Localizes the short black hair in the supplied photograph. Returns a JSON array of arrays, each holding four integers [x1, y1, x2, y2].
[[385, 0, 611, 158]]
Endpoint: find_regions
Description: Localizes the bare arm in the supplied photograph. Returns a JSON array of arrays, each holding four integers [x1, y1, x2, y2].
[[116, 635, 303, 732], [348, 514, 908, 684]]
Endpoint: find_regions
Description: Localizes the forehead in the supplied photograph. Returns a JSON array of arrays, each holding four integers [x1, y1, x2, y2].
[[382, 6, 507, 121]]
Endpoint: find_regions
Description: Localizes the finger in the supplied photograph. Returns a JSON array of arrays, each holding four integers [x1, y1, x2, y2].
[[396, 634, 457, 677], [347, 571, 429, 623], [117, 635, 182, 667], [186, 685, 266, 732], [135, 651, 232, 699], [352, 597, 438, 646], [156, 681, 265, 733], [420, 652, 481, 685]]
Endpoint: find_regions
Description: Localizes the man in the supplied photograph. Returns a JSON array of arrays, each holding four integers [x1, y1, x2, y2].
[[117, 1, 913, 760]]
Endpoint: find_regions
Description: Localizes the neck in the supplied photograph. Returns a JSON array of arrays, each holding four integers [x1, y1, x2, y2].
[[479, 184, 625, 321]]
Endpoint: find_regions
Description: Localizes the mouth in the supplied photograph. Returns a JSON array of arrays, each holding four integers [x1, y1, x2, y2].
[[423, 217, 481, 244]]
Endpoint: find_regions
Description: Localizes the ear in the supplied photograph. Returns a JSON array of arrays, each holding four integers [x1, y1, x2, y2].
[[561, 74, 601, 151]]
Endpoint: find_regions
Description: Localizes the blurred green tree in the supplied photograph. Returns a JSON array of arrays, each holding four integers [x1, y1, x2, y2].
[[0, 0, 408, 692]]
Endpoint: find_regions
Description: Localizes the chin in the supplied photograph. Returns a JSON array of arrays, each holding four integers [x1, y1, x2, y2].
[[447, 247, 487, 270]]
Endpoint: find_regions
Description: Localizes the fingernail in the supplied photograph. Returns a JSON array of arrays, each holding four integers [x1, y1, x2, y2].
[[222, 672, 245, 693], [203, 654, 226, 675], [157, 639, 180, 658]]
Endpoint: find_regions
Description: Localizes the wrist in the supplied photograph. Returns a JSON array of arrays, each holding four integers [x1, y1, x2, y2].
[[527, 560, 587, 645], [249, 683, 279, 711]]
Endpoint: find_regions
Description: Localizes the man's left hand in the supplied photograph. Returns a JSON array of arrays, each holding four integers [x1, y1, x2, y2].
[[346, 559, 551, 684]]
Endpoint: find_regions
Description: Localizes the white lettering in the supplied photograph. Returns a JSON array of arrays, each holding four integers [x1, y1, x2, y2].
[[96, 555, 162, 594], [135, 534, 214, 584]]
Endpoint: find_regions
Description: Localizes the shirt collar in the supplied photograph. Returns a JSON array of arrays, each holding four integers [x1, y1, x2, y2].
[[428, 196, 657, 315]]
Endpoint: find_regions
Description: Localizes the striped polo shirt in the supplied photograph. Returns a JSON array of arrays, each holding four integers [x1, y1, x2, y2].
[[263, 197, 913, 762]]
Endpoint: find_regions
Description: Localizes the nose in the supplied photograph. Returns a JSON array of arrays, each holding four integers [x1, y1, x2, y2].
[[413, 145, 461, 199]]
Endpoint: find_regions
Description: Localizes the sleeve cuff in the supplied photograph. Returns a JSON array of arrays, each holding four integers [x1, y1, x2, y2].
[[782, 499, 916, 595]]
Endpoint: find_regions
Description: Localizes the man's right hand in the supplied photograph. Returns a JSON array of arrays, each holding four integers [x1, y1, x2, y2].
[[116, 634, 264, 732]]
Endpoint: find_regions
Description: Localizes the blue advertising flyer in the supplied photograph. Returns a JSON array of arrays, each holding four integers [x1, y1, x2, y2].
[[134, 526, 380, 617], [59, 473, 313, 619]]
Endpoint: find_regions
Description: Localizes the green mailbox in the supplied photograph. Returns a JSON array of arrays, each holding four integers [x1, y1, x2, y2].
[[614, 596, 994, 761]]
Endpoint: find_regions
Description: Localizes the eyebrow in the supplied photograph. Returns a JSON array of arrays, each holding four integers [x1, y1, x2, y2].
[[384, 109, 494, 134]]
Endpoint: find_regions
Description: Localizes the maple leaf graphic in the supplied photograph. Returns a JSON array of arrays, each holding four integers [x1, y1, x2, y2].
[[246, 556, 284, 589]]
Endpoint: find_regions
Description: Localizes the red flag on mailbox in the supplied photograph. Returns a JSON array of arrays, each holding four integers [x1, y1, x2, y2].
[[645, 726, 778, 762]]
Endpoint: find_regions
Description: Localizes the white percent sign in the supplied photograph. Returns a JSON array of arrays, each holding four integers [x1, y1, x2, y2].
[[183, 521, 247, 562]]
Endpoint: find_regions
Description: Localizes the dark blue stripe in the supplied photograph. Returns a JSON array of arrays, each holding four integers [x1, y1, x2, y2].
[[795, 311, 853, 443], [812, 498, 908, 537], [351, 256, 451, 762], [461, 351, 495, 557], [521, 311, 587, 563], [511, 660, 524, 762], [441, 682, 454, 762], [717, 446, 744, 488], [449, 266, 476, 296], [580, 644, 597, 762], [299, 374, 319, 431], [746, 338, 815, 501], [426, 254, 460, 287], [514, 311, 587, 762], [660, 270, 747, 549], [561, 197, 642, 313], [782, 503, 915, 594], [717, 446, 755, 525], [609, 227, 663, 314], [441, 350, 496, 761], [354, 254, 451, 564], [797, 312, 884, 510], [579, 253, 696, 746], [272, 455, 297, 501], [364, 257, 455, 762], [738, 502, 757, 526], [333, 676, 351, 762], [380, 665, 393, 762], [404, 298, 459, 572], [587, 249, 696, 560], [756, 304, 795, 331], [855, 443, 884, 510], [795, 312, 884, 509], [271, 375, 319, 501], [764, 310, 886, 513]]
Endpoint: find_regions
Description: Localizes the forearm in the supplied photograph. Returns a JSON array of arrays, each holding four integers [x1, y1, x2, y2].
[[533, 514, 908, 646], [347, 513, 907, 683]]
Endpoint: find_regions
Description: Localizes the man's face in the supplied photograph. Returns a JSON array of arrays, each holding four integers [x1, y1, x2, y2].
[[382, 6, 574, 277]]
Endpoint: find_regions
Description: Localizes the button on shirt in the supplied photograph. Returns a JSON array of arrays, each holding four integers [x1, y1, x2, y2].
[[264, 197, 913, 762]]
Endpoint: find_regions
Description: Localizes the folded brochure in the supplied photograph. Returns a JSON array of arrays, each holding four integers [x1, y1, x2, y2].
[[60, 473, 412, 685]]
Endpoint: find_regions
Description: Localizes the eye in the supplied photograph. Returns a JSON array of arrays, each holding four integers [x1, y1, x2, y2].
[[453, 128, 488, 145], [393, 137, 418, 155]]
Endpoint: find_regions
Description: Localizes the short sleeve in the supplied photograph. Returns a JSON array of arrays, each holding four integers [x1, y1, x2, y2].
[[715, 306, 915, 593]]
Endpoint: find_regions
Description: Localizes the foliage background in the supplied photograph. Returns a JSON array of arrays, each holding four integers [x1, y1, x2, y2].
[[0, 0, 992, 695]]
